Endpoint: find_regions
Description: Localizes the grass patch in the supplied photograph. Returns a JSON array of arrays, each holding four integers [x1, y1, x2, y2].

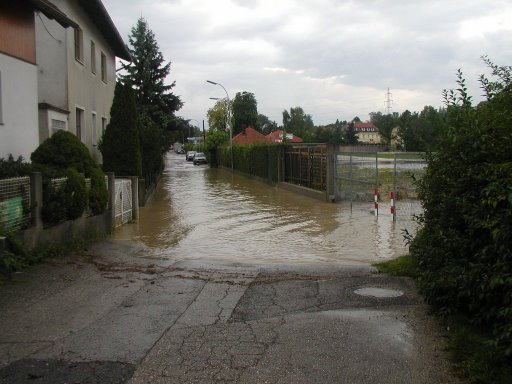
[[373, 254, 419, 278]]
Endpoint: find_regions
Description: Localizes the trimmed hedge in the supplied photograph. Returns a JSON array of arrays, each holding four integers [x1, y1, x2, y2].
[[217, 143, 282, 183]]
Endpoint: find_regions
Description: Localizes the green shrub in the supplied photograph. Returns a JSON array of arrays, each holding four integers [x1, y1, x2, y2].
[[411, 58, 512, 378], [41, 177, 67, 225], [31, 130, 95, 176], [63, 168, 87, 220], [0, 155, 32, 178], [88, 167, 108, 215]]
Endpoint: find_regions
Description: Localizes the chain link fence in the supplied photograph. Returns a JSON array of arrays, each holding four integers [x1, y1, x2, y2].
[[335, 152, 426, 227], [0, 176, 31, 233]]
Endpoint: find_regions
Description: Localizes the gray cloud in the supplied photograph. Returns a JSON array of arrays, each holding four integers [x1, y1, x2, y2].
[[102, 0, 512, 126]]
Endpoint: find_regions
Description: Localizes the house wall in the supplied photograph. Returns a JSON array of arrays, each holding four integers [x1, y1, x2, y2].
[[36, 0, 118, 163], [0, 53, 39, 160]]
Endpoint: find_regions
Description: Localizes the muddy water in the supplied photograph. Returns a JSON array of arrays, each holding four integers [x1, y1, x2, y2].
[[112, 152, 418, 265]]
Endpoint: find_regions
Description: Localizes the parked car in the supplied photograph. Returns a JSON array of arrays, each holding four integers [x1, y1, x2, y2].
[[193, 152, 207, 165], [186, 151, 196, 161]]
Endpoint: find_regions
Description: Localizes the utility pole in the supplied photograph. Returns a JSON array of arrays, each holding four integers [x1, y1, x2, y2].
[[384, 88, 393, 115]]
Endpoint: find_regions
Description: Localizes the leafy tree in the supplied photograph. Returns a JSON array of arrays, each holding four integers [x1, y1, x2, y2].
[[232, 92, 258, 135], [207, 98, 230, 132], [343, 122, 359, 145], [370, 111, 398, 147], [411, 59, 512, 376], [257, 114, 278, 135], [99, 81, 142, 176], [313, 119, 345, 144], [397, 107, 445, 151], [282, 107, 314, 141]]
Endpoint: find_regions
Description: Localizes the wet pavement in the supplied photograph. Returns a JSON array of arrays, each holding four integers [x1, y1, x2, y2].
[[0, 153, 459, 383]]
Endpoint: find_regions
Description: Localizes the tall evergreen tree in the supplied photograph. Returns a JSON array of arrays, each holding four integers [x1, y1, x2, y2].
[[99, 81, 142, 177], [121, 17, 182, 127], [120, 17, 182, 184]]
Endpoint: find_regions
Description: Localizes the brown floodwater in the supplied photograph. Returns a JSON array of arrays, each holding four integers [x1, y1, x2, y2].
[[112, 152, 420, 265]]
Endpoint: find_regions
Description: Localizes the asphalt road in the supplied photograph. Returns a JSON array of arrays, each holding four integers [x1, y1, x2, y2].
[[0, 240, 459, 383]]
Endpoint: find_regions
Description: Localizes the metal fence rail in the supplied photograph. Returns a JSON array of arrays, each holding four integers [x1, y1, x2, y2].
[[0, 176, 31, 233], [284, 145, 326, 191]]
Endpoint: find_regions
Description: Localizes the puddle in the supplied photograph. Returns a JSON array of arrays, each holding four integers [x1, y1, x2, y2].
[[353, 287, 404, 298]]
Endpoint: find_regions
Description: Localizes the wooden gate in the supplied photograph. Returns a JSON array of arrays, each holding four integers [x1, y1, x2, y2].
[[284, 144, 326, 191]]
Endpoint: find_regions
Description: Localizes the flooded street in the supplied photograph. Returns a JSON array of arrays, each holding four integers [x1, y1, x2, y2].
[[112, 152, 417, 265]]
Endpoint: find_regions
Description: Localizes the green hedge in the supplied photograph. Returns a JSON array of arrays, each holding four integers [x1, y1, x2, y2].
[[217, 143, 282, 183], [411, 61, 512, 381]]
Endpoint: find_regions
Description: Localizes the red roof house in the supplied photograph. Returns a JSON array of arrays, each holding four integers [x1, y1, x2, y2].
[[232, 127, 269, 145], [267, 130, 303, 143]]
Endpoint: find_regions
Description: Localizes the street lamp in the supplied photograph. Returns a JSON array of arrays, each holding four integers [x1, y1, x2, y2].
[[189, 118, 200, 140], [207, 80, 233, 172]]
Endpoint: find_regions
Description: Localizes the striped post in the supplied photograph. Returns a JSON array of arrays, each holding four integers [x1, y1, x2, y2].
[[390, 191, 396, 221], [374, 187, 378, 216]]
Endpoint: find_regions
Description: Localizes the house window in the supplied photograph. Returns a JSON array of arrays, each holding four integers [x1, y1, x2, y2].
[[74, 27, 83, 63], [92, 112, 97, 146], [75, 107, 84, 141], [51, 119, 66, 135], [101, 117, 107, 136], [100, 52, 107, 83], [91, 41, 96, 74]]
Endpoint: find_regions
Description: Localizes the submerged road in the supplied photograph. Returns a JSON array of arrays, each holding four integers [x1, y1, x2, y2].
[[0, 153, 458, 383]]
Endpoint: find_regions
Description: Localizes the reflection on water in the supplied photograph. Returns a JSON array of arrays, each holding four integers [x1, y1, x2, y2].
[[112, 153, 420, 264]]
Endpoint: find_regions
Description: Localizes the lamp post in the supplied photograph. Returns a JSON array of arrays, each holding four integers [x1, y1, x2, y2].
[[189, 118, 200, 142], [207, 80, 233, 172]]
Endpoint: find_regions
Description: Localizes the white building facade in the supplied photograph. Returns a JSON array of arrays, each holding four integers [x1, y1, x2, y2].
[[36, 0, 130, 162]]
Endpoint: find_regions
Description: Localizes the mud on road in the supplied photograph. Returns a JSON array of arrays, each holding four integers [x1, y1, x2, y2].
[[0, 240, 459, 384]]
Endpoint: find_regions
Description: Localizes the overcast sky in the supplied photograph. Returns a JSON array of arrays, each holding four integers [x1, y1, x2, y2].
[[101, 0, 512, 128]]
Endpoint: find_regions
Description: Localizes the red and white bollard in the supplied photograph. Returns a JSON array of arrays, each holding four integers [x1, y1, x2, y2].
[[390, 191, 396, 221], [374, 187, 379, 216]]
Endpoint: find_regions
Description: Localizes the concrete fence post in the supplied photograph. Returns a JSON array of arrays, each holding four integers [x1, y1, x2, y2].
[[30, 172, 43, 229], [326, 144, 336, 202], [130, 176, 139, 220], [107, 172, 115, 228], [138, 178, 146, 207]]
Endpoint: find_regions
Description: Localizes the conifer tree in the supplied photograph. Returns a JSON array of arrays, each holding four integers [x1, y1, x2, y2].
[[121, 17, 182, 128], [120, 17, 182, 183], [99, 81, 142, 177]]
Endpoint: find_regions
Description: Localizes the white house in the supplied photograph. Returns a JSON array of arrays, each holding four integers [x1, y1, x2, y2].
[[0, 0, 75, 161], [35, 0, 130, 162]]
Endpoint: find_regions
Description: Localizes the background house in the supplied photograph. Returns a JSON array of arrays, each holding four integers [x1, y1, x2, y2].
[[353, 121, 382, 144], [35, 0, 131, 163], [267, 130, 303, 143], [0, 0, 74, 160], [232, 127, 268, 145]]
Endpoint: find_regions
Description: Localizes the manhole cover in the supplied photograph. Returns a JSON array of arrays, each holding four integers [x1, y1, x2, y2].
[[354, 287, 404, 298]]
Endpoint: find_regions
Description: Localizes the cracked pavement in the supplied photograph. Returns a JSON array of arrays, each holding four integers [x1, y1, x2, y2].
[[0, 240, 459, 383]]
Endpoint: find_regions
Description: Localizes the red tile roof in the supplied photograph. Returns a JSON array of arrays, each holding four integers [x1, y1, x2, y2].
[[232, 127, 269, 145], [353, 122, 378, 132]]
